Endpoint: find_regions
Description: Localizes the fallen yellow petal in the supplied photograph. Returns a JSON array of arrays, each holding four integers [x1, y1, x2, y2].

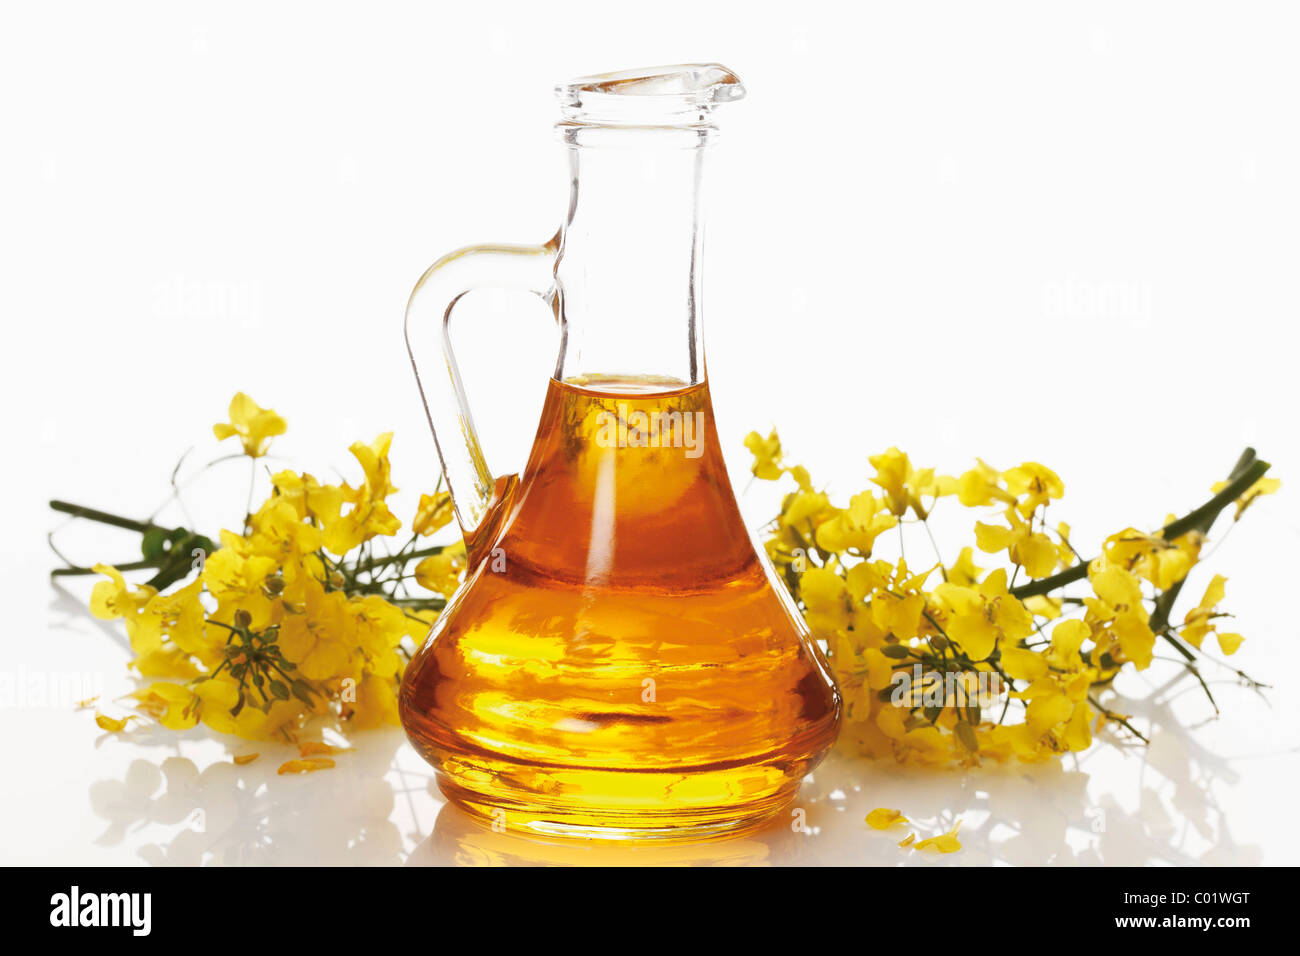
[[94, 712, 135, 733], [913, 819, 963, 854], [865, 807, 909, 830], [277, 757, 335, 775], [298, 741, 350, 757], [1216, 632, 1244, 655], [233, 753, 260, 766], [898, 832, 916, 848], [75, 696, 99, 710]]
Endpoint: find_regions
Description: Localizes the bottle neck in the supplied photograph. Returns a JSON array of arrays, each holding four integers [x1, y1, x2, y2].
[[553, 135, 707, 388]]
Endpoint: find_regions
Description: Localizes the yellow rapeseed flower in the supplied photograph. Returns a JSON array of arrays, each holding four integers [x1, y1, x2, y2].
[[1212, 475, 1281, 520], [1085, 564, 1156, 670], [1180, 574, 1244, 655], [868, 447, 956, 518], [413, 490, 454, 536], [743, 429, 785, 480], [212, 392, 286, 458], [975, 509, 1059, 579], [933, 568, 1033, 661], [414, 541, 468, 597]]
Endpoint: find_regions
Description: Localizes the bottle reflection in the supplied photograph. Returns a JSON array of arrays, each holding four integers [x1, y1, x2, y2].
[[409, 801, 814, 867]]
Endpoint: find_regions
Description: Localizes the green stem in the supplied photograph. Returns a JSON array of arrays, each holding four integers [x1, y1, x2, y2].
[[49, 500, 168, 534], [349, 545, 448, 575], [1148, 450, 1258, 634], [50, 499, 456, 587], [1158, 628, 1197, 662], [1139, 450, 1262, 714], [388, 597, 448, 611], [51, 558, 162, 577], [1088, 693, 1150, 744], [1010, 449, 1269, 601]]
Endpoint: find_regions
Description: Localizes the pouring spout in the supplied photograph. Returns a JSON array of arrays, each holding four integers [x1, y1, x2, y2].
[[556, 64, 745, 126]]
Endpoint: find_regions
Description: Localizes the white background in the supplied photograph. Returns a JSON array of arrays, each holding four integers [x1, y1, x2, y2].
[[2, 1, 1297, 865]]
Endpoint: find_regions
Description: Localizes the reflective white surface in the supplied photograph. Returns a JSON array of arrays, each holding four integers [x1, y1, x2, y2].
[[4, 576, 1293, 866]]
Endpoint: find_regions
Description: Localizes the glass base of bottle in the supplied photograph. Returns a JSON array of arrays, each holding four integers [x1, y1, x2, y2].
[[432, 765, 803, 844]]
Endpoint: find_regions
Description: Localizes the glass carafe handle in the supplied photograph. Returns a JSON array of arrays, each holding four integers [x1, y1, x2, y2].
[[404, 236, 558, 550]]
